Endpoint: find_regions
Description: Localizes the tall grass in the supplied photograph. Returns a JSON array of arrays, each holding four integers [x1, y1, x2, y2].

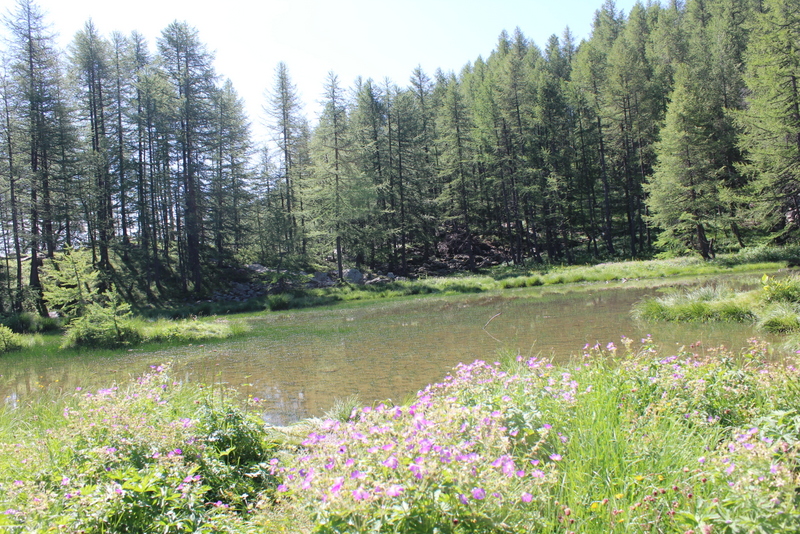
[[132, 316, 249, 343], [632, 284, 757, 323]]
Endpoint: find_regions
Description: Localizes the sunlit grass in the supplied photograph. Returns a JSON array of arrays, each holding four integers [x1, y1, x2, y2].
[[632, 285, 759, 323], [756, 303, 800, 333], [133, 316, 249, 343]]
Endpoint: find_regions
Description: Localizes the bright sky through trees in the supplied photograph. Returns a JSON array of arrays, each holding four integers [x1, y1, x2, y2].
[[14, 0, 637, 141]]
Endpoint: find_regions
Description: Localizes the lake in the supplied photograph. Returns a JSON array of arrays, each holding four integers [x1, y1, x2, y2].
[[0, 276, 778, 424]]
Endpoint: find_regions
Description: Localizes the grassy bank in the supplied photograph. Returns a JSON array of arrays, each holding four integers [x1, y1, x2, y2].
[[150, 246, 796, 319], [1, 339, 798, 532], [0, 312, 248, 357], [633, 272, 800, 350]]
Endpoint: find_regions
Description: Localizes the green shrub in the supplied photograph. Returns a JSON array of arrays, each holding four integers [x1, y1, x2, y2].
[[762, 274, 800, 303], [193, 402, 278, 509], [197, 404, 272, 467], [0, 325, 23, 354], [268, 293, 292, 311], [61, 302, 142, 349], [62, 313, 142, 349], [1, 311, 61, 334]]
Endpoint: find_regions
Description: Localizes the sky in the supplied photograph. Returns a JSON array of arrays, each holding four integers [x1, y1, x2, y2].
[[6, 0, 638, 144]]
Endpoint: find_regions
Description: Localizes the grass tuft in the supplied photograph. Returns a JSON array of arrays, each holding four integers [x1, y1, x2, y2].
[[632, 284, 757, 323]]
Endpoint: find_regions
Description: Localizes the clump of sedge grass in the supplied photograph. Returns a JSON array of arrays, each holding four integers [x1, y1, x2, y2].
[[632, 284, 757, 323], [135, 317, 248, 343], [757, 303, 800, 333], [323, 394, 362, 422]]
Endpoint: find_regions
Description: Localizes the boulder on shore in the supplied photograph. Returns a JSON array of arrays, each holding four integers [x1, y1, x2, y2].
[[310, 272, 335, 288], [343, 268, 363, 284]]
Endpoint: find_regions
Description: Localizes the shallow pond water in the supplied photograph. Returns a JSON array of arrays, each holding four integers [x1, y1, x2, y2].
[[0, 275, 779, 424]]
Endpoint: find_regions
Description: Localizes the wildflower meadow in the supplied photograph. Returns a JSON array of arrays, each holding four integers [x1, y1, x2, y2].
[[1, 337, 798, 532]]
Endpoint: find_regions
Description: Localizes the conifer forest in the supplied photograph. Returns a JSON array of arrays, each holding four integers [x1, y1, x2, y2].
[[1, 0, 800, 311]]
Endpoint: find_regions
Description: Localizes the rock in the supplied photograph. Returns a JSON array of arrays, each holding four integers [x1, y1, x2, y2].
[[246, 263, 268, 274], [343, 268, 363, 284], [310, 272, 335, 288]]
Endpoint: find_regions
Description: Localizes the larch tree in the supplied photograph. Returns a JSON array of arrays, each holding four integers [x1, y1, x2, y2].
[[70, 19, 114, 270], [4, 0, 67, 314], [0, 58, 25, 310], [108, 31, 134, 251], [157, 21, 217, 293], [209, 79, 252, 265], [309, 72, 358, 279], [737, 0, 800, 241], [646, 65, 723, 259], [349, 77, 390, 267], [265, 61, 305, 254], [436, 72, 476, 269]]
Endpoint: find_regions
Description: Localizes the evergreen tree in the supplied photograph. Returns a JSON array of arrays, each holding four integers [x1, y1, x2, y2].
[[265, 62, 305, 254], [157, 21, 217, 293], [646, 65, 723, 259], [4, 0, 68, 314], [738, 0, 800, 240]]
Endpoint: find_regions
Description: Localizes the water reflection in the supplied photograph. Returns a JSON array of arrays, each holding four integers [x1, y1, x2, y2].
[[0, 278, 778, 424]]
